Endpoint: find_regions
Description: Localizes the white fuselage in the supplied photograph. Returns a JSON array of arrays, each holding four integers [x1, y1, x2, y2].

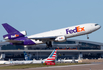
[[3, 60, 33, 64], [28, 23, 101, 44]]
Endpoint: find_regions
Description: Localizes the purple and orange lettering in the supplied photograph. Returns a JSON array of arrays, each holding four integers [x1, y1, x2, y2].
[[77, 26, 85, 32], [15, 34, 19, 37], [66, 26, 85, 34]]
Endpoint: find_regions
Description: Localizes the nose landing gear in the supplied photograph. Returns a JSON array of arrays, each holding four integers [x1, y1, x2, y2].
[[87, 34, 89, 39]]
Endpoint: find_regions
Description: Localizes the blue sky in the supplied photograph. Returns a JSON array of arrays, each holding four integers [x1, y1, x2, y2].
[[0, 0, 103, 43]]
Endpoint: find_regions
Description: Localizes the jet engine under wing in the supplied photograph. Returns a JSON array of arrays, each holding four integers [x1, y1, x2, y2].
[[6, 40, 23, 43]]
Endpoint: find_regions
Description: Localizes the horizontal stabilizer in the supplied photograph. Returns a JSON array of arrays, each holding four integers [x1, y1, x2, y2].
[[6, 40, 23, 43]]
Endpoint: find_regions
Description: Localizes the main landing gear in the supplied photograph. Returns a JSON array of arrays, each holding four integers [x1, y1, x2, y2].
[[46, 41, 52, 47]]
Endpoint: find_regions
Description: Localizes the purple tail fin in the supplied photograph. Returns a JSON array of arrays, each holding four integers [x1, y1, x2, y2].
[[2, 23, 19, 34], [2, 23, 26, 40]]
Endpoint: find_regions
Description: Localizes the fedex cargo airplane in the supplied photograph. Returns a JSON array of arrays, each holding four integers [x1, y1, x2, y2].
[[2, 23, 101, 47]]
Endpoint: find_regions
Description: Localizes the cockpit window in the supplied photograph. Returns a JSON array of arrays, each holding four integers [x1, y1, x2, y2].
[[95, 24, 99, 26]]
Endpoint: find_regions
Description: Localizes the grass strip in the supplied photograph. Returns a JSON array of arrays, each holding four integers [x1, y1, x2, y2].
[[0, 63, 86, 69]]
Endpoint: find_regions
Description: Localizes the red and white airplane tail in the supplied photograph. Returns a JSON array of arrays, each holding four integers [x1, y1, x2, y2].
[[43, 49, 57, 65]]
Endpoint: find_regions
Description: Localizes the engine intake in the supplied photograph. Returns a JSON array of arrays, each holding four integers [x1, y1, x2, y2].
[[55, 36, 66, 42]]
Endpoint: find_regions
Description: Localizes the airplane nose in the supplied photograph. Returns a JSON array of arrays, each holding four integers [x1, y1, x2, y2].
[[95, 24, 101, 29], [98, 25, 101, 29]]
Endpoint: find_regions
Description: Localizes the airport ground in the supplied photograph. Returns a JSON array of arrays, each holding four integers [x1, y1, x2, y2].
[[0, 59, 103, 70], [0, 63, 85, 69], [0, 63, 103, 70], [27, 63, 103, 70]]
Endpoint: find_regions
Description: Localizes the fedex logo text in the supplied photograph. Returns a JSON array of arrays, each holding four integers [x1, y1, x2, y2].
[[66, 26, 85, 34], [11, 34, 19, 38]]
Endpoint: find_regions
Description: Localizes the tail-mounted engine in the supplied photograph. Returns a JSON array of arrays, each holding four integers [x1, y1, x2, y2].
[[3, 31, 27, 40]]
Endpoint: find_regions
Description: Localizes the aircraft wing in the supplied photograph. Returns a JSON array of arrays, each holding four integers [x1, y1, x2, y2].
[[28, 36, 56, 41], [6, 40, 23, 43]]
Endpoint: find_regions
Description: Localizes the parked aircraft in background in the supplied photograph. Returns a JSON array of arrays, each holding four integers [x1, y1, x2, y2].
[[42, 49, 57, 65], [33, 49, 57, 65], [0, 51, 32, 64], [23, 51, 30, 60], [0, 49, 57, 64], [2, 23, 101, 47], [3, 51, 32, 64], [57, 59, 78, 63]]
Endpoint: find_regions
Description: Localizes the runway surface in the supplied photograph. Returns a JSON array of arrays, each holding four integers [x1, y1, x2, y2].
[[2, 63, 103, 70]]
